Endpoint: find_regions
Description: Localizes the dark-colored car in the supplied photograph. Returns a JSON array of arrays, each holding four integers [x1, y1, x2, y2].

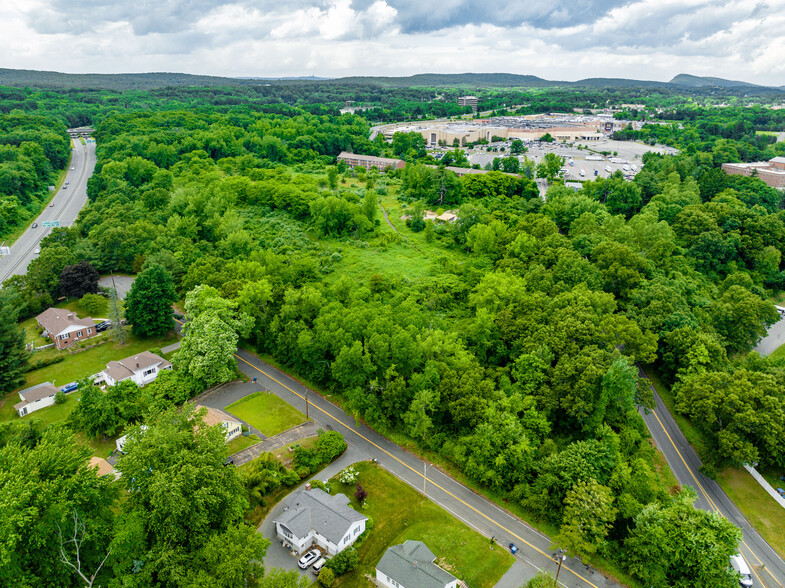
[[95, 321, 111, 332], [223, 457, 234, 466], [61, 382, 78, 393], [31, 222, 38, 229]]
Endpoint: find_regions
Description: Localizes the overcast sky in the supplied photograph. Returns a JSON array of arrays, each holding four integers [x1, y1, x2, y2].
[[2, 0, 785, 85]]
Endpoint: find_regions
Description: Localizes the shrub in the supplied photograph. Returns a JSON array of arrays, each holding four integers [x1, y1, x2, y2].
[[293, 445, 320, 471], [316, 430, 347, 463], [338, 466, 358, 484], [54, 391, 66, 404], [354, 483, 367, 503], [318, 567, 335, 587], [79, 293, 106, 316], [24, 355, 64, 372], [325, 547, 359, 576]]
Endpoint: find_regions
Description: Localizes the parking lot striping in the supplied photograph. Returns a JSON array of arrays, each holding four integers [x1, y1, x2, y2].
[[649, 407, 781, 588], [233, 353, 601, 588]]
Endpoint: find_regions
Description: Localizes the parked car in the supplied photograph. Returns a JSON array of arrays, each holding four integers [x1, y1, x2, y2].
[[61, 382, 78, 393], [298, 549, 320, 569], [95, 321, 111, 332], [730, 554, 753, 587], [222, 457, 234, 466], [31, 222, 38, 229], [312, 557, 327, 574], [34, 248, 40, 255]]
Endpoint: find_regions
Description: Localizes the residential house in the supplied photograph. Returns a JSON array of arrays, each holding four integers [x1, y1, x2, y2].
[[376, 540, 459, 588], [100, 351, 172, 387], [36, 308, 97, 350], [14, 382, 59, 417], [194, 405, 243, 443], [89, 456, 119, 480], [274, 487, 367, 556], [116, 425, 148, 453]]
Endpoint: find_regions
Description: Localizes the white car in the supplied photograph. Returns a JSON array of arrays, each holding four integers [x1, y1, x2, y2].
[[730, 554, 753, 586], [298, 549, 320, 569], [312, 557, 327, 574]]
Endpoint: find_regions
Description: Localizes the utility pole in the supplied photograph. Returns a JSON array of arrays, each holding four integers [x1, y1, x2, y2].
[[422, 462, 430, 498], [305, 387, 309, 419], [554, 549, 565, 586]]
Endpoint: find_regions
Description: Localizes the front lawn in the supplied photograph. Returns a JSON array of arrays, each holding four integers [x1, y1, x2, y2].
[[328, 462, 514, 588], [716, 467, 785, 560], [770, 342, 785, 360], [0, 389, 82, 427], [225, 391, 307, 437], [226, 433, 261, 455]]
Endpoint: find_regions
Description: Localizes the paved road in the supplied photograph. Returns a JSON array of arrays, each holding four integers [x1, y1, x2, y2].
[[755, 316, 785, 356], [0, 138, 96, 283], [638, 368, 785, 588], [232, 348, 622, 588]]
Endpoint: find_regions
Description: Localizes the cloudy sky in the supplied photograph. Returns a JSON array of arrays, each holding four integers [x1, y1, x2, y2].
[[2, 0, 785, 85]]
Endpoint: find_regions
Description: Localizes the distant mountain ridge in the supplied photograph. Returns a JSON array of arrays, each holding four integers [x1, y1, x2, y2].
[[0, 67, 782, 94]]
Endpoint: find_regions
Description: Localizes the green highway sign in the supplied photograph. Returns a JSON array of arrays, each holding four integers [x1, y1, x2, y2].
[[42, 221, 51, 228]]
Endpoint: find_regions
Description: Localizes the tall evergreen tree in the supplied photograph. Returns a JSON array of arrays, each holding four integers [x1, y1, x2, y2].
[[124, 264, 177, 338], [0, 289, 30, 394]]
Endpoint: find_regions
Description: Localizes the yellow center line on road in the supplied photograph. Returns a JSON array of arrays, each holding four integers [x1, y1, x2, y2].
[[233, 353, 600, 588], [649, 407, 782, 588]]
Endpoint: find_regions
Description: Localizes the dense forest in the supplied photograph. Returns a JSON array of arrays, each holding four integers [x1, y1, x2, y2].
[[3, 83, 785, 586]]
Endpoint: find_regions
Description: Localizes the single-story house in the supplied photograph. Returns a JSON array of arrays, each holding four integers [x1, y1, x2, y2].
[[376, 540, 459, 588], [194, 405, 242, 443], [14, 382, 59, 417], [100, 351, 172, 387], [36, 308, 97, 350], [274, 487, 367, 556], [89, 456, 119, 480]]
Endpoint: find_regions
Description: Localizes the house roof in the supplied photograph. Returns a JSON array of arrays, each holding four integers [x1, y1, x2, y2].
[[14, 382, 59, 410], [89, 456, 115, 477], [275, 488, 367, 545], [194, 405, 240, 427], [36, 308, 95, 336], [771, 156, 785, 164], [103, 351, 171, 382], [376, 540, 458, 588]]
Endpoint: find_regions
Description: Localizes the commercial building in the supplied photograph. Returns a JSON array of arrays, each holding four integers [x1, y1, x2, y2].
[[337, 152, 405, 171], [458, 96, 478, 112], [722, 157, 785, 189]]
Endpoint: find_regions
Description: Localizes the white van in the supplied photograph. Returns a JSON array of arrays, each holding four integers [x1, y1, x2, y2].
[[730, 554, 753, 586], [311, 557, 327, 574]]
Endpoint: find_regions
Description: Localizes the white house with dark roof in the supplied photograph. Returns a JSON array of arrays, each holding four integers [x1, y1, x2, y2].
[[14, 382, 60, 417], [100, 351, 172, 387], [273, 487, 367, 556], [376, 540, 459, 588], [36, 308, 97, 350]]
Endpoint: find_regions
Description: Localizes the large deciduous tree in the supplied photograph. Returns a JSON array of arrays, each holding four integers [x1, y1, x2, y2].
[[0, 289, 30, 394], [124, 264, 177, 337], [59, 260, 100, 299]]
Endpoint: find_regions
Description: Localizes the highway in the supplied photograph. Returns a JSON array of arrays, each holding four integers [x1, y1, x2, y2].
[[0, 138, 96, 284], [638, 368, 785, 588], [230, 347, 623, 588]]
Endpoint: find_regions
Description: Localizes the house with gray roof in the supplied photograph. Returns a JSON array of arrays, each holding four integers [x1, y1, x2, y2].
[[14, 382, 60, 417], [273, 487, 367, 556], [100, 351, 172, 387], [36, 308, 97, 350], [376, 540, 459, 588]]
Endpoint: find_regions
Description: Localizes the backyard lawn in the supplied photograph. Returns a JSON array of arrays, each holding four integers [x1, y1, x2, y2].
[[225, 391, 307, 437], [328, 462, 514, 588]]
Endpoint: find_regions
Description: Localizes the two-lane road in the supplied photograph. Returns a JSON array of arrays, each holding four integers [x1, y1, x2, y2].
[[231, 348, 622, 588], [638, 368, 785, 588], [0, 138, 96, 283]]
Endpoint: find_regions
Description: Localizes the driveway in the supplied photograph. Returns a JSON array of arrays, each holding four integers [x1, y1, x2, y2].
[[258, 446, 371, 579], [98, 274, 135, 299]]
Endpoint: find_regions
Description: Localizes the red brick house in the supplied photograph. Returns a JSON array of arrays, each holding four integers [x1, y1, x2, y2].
[[36, 308, 98, 350]]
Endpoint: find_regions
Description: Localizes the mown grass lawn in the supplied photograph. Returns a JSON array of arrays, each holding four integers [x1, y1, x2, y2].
[[770, 342, 785, 360], [225, 391, 307, 437], [225, 433, 261, 455], [716, 467, 785, 560], [328, 462, 514, 588], [22, 331, 178, 390]]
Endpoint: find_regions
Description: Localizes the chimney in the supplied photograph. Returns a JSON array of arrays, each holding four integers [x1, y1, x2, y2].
[[305, 482, 312, 491]]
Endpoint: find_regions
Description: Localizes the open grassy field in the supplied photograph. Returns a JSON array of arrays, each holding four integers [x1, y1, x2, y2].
[[716, 467, 785, 559], [328, 461, 514, 588], [770, 343, 785, 360], [225, 391, 307, 436]]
